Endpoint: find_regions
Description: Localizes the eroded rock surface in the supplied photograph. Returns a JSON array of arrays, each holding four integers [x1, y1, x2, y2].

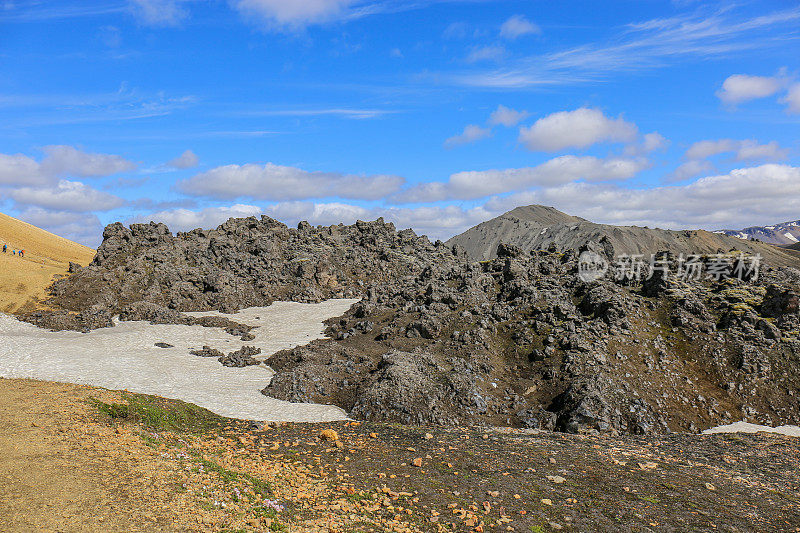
[[28, 215, 800, 435]]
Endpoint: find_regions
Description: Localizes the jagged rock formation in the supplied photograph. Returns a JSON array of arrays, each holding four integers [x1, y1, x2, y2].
[[41, 215, 463, 320], [265, 245, 800, 434], [29, 212, 800, 435], [447, 205, 800, 266]]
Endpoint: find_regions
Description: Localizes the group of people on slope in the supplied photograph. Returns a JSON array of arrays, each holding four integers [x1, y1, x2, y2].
[[2, 243, 24, 257]]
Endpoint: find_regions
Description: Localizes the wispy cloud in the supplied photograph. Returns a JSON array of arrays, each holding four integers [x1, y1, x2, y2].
[[0, 1, 128, 22], [237, 108, 397, 119], [0, 84, 198, 127], [451, 6, 800, 88]]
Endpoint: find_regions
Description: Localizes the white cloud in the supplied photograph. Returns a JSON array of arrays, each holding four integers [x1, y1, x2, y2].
[[0, 153, 47, 186], [131, 164, 800, 242], [233, 0, 355, 28], [9, 180, 124, 212], [444, 124, 492, 148], [735, 140, 789, 161], [518, 108, 638, 152], [716, 74, 784, 105], [16, 207, 103, 247], [452, 8, 800, 88], [177, 162, 404, 201], [131, 204, 263, 232], [391, 155, 649, 203], [165, 149, 199, 169], [129, 0, 187, 26], [643, 132, 669, 152], [485, 164, 800, 231], [500, 14, 540, 39], [0, 146, 135, 187], [466, 45, 506, 63], [488, 105, 529, 127], [782, 83, 800, 113], [669, 160, 713, 182], [686, 139, 788, 161], [443, 21, 469, 39], [624, 132, 670, 156], [39, 145, 136, 177], [685, 139, 739, 160]]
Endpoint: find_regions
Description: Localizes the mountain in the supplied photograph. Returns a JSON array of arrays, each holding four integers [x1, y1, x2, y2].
[[446, 205, 800, 267], [0, 212, 95, 313], [716, 219, 800, 246]]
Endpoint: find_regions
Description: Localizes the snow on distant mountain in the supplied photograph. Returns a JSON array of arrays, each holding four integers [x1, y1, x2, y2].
[[716, 220, 800, 246]]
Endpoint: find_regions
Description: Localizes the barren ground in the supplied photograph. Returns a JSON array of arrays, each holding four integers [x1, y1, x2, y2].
[[2, 377, 799, 533]]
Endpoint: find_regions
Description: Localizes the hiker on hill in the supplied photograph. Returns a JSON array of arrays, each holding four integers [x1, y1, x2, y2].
[[19, 249, 24, 258], [2, 244, 6, 253]]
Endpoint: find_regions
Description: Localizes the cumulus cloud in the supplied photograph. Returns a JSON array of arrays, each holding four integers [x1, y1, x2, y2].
[[391, 155, 649, 203], [716, 74, 784, 105], [668, 160, 713, 182], [643, 132, 669, 152], [735, 140, 789, 161], [0, 146, 135, 186], [131, 204, 263, 232], [233, 0, 355, 28], [16, 207, 103, 247], [132, 164, 800, 243], [685, 139, 789, 161], [782, 83, 800, 114], [444, 125, 492, 148], [685, 139, 739, 160], [129, 0, 188, 26], [466, 45, 506, 63], [165, 149, 199, 169], [9, 180, 124, 212], [177, 162, 404, 201], [485, 164, 800, 231], [518, 108, 638, 152], [500, 15, 540, 39], [0, 153, 47, 186], [624, 132, 670, 156], [488, 105, 529, 127], [38, 145, 136, 177]]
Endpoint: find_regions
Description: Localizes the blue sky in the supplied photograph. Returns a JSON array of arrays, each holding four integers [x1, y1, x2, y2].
[[1, 0, 799, 246]]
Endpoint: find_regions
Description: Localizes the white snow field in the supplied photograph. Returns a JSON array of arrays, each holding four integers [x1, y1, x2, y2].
[[703, 422, 800, 437], [0, 299, 360, 422]]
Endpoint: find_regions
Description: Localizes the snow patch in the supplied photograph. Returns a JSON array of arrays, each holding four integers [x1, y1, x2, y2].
[[0, 299, 360, 422], [703, 422, 800, 437], [783, 232, 798, 243]]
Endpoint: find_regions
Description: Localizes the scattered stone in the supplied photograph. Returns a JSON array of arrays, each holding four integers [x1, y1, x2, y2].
[[319, 429, 339, 442]]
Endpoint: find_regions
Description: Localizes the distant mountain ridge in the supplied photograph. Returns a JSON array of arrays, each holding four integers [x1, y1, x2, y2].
[[446, 205, 800, 267], [716, 220, 800, 246]]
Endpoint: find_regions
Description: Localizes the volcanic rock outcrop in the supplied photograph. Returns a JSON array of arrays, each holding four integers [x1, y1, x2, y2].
[[30, 212, 800, 435]]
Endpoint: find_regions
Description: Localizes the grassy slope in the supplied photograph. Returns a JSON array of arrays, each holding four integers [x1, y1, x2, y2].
[[0, 212, 95, 314]]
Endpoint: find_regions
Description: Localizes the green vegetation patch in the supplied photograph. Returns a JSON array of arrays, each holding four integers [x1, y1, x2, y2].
[[91, 393, 228, 433]]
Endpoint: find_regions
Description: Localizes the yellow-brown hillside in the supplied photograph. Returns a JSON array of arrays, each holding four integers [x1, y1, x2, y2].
[[0, 212, 95, 314]]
